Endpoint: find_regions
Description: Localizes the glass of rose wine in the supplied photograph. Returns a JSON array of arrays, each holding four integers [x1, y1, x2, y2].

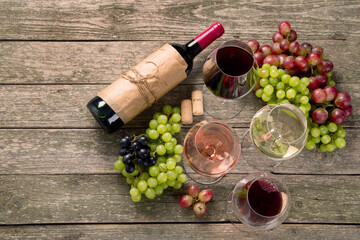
[[226, 172, 290, 230], [242, 103, 307, 170], [202, 40, 257, 119], [183, 121, 241, 184]]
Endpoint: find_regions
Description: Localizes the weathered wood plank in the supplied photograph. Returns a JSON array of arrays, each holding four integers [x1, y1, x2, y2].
[[0, 40, 357, 85], [0, 224, 359, 240], [0, 175, 358, 224], [0, 84, 358, 128], [0, 128, 359, 175], [0, 0, 359, 40]]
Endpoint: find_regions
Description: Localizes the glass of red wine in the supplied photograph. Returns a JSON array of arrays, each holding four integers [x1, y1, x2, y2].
[[182, 120, 241, 184], [202, 40, 257, 119], [226, 172, 290, 230]]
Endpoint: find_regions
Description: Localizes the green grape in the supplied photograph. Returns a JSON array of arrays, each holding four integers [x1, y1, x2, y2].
[[157, 172, 168, 183], [276, 82, 285, 90], [172, 106, 181, 114], [153, 112, 161, 120], [167, 170, 178, 180], [299, 106, 307, 114], [130, 169, 140, 177], [277, 69, 285, 79], [327, 122, 337, 132], [133, 177, 140, 187], [269, 77, 278, 86], [260, 78, 269, 87], [137, 180, 148, 192], [297, 83, 307, 92], [286, 88, 296, 99], [327, 80, 336, 86], [157, 115, 168, 124], [149, 119, 159, 129], [319, 125, 329, 135], [147, 177, 158, 188], [148, 129, 159, 140], [146, 128, 151, 136], [177, 174, 187, 183], [289, 76, 300, 87], [262, 63, 271, 70], [162, 105, 172, 115], [139, 172, 150, 181], [174, 166, 183, 175], [158, 163, 167, 172], [149, 166, 160, 177], [156, 144, 166, 155], [160, 182, 168, 189], [305, 140, 316, 150], [300, 77, 310, 86], [264, 85, 274, 96], [295, 94, 302, 103], [259, 69, 269, 78], [270, 69, 279, 78], [270, 65, 278, 71], [131, 194, 141, 202], [281, 74, 291, 84], [300, 96, 309, 104], [262, 93, 271, 102], [173, 154, 182, 163], [321, 135, 331, 144], [149, 143, 157, 152], [154, 185, 163, 195], [336, 127, 346, 138], [171, 113, 181, 123], [255, 88, 263, 98], [276, 90, 285, 99], [334, 138, 346, 148], [122, 169, 132, 178], [325, 144, 337, 152], [301, 103, 311, 112], [165, 123, 172, 132], [114, 158, 125, 171], [174, 145, 184, 154], [157, 124, 167, 134], [126, 176, 134, 185], [267, 99, 276, 105], [280, 99, 290, 104], [301, 88, 310, 96], [130, 188, 140, 197], [166, 157, 176, 170], [145, 188, 156, 199], [313, 136, 321, 144], [320, 144, 327, 152], [170, 137, 177, 146], [172, 123, 181, 133], [157, 156, 167, 163], [166, 179, 176, 187], [310, 128, 321, 138], [165, 142, 174, 151], [161, 132, 172, 142], [172, 182, 182, 190]]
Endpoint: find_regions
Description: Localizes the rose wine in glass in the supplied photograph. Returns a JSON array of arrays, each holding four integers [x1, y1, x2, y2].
[[183, 121, 240, 184]]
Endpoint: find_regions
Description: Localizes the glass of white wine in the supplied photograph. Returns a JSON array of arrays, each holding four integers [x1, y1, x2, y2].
[[242, 104, 307, 169]]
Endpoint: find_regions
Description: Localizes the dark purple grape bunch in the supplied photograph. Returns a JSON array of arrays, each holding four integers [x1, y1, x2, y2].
[[119, 134, 156, 173]]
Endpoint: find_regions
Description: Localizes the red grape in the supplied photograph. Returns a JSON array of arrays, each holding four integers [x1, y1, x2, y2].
[[193, 202, 206, 216], [335, 92, 351, 108], [246, 40, 260, 53], [330, 108, 346, 124], [272, 32, 283, 43], [179, 195, 193, 208], [283, 56, 296, 69], [289, 29, 297, 42], [263, 55, 280, 67], [343, 105, 353, 118], [312, 46, 324, 55], [302, 42, 313, 53], [188, 184, 200, 198], [307, 52, 322, 65], [254, 52, 264, 67], [279, 39, 290, 51], [324, 85, 338, 101], [279, 21, 291, 36], [312, 108, 328, 123], [271, 43, 283, 55], [277, 54, 287, 66], [312, 88, 327, 103], [296, 45, 308, 57], [308, 77, 320, 91], [289, 41, 300, 54], [198, 189, 213, 203], [285, 67, 299, 76], [317, 60, 334, 73], [299, 63, 310, 74], [295, 56, 308, 69], [315, 73, 328, 86], [259, 45, 272, 57]]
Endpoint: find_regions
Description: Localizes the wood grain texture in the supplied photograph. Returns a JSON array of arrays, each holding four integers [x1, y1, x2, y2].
[[0, 174, 359, 225], [0, 0, 359, 41], [0, 224, 359, 240], [0, 40, 358, 85], [0, 128, 359, 175]]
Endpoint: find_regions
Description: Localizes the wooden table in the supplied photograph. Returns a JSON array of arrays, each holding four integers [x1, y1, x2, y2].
[[1, 0, 359, 239]]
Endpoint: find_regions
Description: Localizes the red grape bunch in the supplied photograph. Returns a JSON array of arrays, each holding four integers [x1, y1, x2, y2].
[[179, 184, 213, 216], [248, 21, 353, 152]]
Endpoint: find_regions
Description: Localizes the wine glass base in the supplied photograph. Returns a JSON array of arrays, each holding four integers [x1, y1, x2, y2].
[[202, 85, 246, 120], [182, 157, 224, 185]]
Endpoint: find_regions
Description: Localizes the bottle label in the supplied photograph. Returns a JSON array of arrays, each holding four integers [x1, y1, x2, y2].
[[98, 44, 188, 124]]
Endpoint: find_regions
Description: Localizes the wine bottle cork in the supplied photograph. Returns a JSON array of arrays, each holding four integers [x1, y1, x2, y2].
[[191, 90, 204, 116], [181, 99, 193, 124]]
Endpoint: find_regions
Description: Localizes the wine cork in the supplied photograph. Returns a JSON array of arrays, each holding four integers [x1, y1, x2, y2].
[[181, 99, 193, 124], [191, 90, 204, 115]]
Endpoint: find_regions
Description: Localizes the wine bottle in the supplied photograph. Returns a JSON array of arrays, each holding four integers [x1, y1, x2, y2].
[[87, 22, 224, 133]]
